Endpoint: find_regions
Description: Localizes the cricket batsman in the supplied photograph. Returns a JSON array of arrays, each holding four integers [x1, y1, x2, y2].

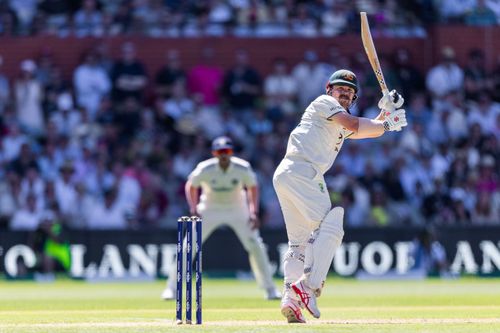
[[162, 136, 281, 300], [273, 69, 407, 323]]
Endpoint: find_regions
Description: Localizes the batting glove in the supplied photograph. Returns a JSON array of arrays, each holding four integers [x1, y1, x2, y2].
[[378, 89, 404, 112], [383, 109, 407, 132]]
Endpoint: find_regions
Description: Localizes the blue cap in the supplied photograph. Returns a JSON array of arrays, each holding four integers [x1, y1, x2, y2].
[[211, 136, 233, 151]]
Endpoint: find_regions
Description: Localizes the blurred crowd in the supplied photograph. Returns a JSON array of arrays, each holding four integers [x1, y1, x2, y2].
[[0, 0, 498, 38], [0, 38, 498, 231]]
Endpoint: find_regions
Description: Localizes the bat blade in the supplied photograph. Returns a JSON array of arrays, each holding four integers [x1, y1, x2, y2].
[[360, 12, 389, 96]]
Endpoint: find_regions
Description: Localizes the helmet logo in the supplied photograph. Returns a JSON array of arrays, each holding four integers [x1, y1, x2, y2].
[[343, 73, 354, 81]]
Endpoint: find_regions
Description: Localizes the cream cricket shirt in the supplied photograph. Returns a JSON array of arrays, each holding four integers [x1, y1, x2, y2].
[[285, 94, 352, 175], [189, 156, 257, 209]]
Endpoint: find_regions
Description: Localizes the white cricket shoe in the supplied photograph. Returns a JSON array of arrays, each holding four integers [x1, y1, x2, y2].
[[161, 287, 175, 300], [266, 287, 282, 300], [291, 280, 320, 318], [280, 298, 306, 323]]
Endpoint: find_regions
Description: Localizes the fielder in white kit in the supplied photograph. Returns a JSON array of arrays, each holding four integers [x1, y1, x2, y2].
[[162, 136, 281, 300], [273, 69, 407, 323]]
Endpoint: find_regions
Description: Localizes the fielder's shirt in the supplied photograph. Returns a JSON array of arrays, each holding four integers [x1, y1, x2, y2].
[[189, 157, 256, 208], [285, 94, 352, 175]]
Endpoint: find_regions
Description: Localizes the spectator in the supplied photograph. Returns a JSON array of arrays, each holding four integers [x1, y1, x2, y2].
[[155, 49, 186, 100], [486, 0, 500, 23], [134, 0, 168, 36], [0, 55, 10, 113], [0, 171, 21, 227], [19, 165, 44, 208], [15, 59, 44, 136], [476, 155, 498, 194], [248, 109, 273, 135], [10, 193, 42, 230], [0, 3, 17, 36], [40, 180, 59, 214], [136, 172, 168, 227], [172, 143, 199, 179], [110, 42, 147, 102], [492, 54, 500, 102], [37, 142, 64, 181], [93, 42, 114, 74], [187, 47, 224, 106], [422, 177, 454, 224], [49, 93, 82, 137], [442, 91, 469, 141], [9, 0, 38, 34], [110, 1, 132, 35], [37, 0, 71, 32], [112, 161, 141, 215], [35, 49, 56, 88], [9, 142, 37, 177], [73, 50, 111, 119], [235, 0, 271, 35], [86, 188, 128, 229], [450, 187, 472, 224], [320, 46, 351, 87], [463, 49, 492, 101], [467, 92, 500, 134], [368, 186, 390, 226], [222, 49, 262, 115], [192, 94, 225, 139], [426, 47, 464, 100], [292, 50, 324, 109], [158, 80, 194, 127], [54, 161, 78, 222], [73, 0, 102, 36], [289, 3, 318, 37], [264, 58, 297, 119], [320, 1, 349, 36], [465, 0, 498, 26], [2, 123, 28, 162], [207, 0, 233, 26], [393, 48, 425, 101], [472, 192, 497, 224], [438, 0, 476, 23], [114, 96, 142, 142], [407, 92, 432, 128]]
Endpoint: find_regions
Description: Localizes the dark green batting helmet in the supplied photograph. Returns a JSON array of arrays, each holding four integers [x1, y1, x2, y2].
[[328, 69, 358, 93]]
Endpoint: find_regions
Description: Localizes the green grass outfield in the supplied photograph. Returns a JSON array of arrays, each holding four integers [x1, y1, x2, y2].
[[1, 277, 500, 333]]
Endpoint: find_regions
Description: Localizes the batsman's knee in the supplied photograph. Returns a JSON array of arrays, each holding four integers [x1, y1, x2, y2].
[[321, 206, 345, 240]]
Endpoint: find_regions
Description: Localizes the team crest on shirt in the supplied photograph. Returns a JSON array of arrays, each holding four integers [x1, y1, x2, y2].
[[318, 182, 325, 193]]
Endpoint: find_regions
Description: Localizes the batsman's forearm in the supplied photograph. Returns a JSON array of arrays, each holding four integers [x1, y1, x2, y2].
[[357, 118, 385, 138]]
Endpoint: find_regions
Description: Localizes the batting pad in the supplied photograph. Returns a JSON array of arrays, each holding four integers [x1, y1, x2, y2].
[[303, 207, 344, 290]]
